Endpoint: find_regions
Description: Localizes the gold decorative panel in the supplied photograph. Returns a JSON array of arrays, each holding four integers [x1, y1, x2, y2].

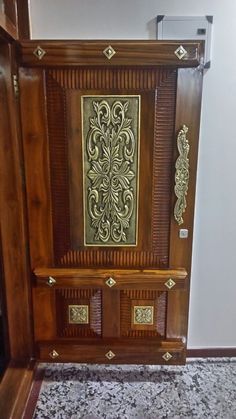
[[133, 306, 154, 325], [68, 305, 89, 324], [174, 125, 190, 225], [82, 95, 140, 246]]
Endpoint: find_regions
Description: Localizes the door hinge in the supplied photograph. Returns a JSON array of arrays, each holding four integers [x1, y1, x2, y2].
[[12, 74, 19, 97]]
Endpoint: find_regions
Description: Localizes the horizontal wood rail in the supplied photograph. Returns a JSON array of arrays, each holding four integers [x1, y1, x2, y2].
[[18, 40, 204, 67], [34, 267, 188, 290], [37, 338, 186, 364]]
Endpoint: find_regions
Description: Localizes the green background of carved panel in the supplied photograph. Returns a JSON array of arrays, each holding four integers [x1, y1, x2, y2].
[[82, 95, 140, 246]]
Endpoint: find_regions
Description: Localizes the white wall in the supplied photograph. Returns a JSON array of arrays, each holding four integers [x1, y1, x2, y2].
[[29, 0, 236, 349]]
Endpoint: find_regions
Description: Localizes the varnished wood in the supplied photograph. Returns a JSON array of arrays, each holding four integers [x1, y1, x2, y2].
[[0, 10, 17, 39], [3, 0, 17, 26], [17, 41, 203, 368], [0, 36, 204, 414], [48, 67, 173, 90], [19, 40, 204, 67], [0, 41, 32, 360], [55, 288, 102, 338], [33, 287, 56, 341], [0, 0, 30, 40], [0, 360, 36, 419], [0, 240, 9, 370], [167, 68, 203, 341], [19, 68, 54, 267], [32, 269, 186, 343], [20, 66, 177, 269], [102, 289, 120, 337], [121, 291, 166, 337], [33, 267, 187, 290], [37, 339, 185, 364], [16, 0, 30, 39]]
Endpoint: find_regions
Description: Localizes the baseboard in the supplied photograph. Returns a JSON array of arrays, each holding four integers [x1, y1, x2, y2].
[[187, 348, 236, 358]]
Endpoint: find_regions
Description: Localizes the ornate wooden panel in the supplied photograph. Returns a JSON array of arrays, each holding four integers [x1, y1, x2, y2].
[[120, 290, 167, 338], [38, 67, 177, 268], [55, 289, 102, 338]]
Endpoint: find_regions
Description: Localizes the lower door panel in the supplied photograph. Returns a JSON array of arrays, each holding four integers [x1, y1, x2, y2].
[[33, 268, 187, 364]]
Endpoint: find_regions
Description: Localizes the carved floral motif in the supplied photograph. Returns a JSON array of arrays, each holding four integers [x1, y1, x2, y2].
[[85, 98, 139, 244], [134, 306, 154, 325], [174, 125, 190, 225]]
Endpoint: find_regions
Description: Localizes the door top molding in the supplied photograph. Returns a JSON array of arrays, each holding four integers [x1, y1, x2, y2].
[[18, 40, 204, 67]]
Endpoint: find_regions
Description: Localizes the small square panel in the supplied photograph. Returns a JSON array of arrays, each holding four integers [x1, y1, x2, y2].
[[68, 305, 89, 324], [133, 306, 154, 325]]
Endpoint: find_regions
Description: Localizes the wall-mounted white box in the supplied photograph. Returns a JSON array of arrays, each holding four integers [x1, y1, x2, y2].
[[157, 16, 213, 68]]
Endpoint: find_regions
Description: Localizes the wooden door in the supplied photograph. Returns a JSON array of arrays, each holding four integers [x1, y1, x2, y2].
[[19, 41, 203, 365]]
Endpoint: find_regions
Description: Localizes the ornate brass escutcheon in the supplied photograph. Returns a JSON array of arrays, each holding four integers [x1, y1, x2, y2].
[[174, 125, 190, 225]]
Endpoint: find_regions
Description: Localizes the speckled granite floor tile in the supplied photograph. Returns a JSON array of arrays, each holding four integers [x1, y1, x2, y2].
[[30, 358, 236, 419]]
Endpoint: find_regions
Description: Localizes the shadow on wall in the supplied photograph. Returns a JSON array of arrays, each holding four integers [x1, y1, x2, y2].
[[146, 18, 157, 39]]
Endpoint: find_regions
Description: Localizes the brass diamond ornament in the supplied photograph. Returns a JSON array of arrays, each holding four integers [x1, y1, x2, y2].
[[162, 352, 173, 362], [105, 277, 116, 287], [105, 350, 116, 360], [103, 45, 116, 60], [174, 45, 187, 60], [165, 278, 176, 289], [49, 349, 59, 359], [33, 46, 46, 60]]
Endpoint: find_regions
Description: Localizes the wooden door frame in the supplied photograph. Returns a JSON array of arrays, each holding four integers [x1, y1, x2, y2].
[[0, 32, 35, 418]]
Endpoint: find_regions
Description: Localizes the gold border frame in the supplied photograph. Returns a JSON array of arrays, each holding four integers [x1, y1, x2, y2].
[[81, 95, 141, 247]]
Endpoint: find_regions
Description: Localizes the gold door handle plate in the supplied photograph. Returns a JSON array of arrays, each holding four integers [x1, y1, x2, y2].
[[174, 125, 190, 225]]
